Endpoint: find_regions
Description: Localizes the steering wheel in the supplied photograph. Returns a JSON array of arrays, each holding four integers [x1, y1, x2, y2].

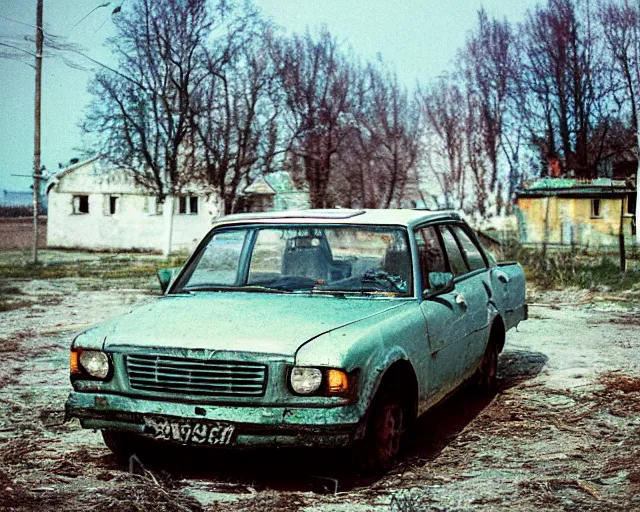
[[360, 268, 402, 293]]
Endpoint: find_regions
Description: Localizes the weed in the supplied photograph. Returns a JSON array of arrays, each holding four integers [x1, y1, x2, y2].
[[389, 489, 434, 512], [0, 252, 188, 290], [0, 300, 31, 312], [497, 239, 640, 291], [0, 286, 23, 295]]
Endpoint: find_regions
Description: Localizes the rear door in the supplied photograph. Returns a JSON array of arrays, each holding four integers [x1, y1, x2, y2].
[[445, 225, 492, 372], [492, 262, 527, 330]]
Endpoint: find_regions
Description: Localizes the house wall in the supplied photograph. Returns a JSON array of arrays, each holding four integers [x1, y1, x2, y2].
[[517, 196, 635, 248], [46, 162, 220, 252]]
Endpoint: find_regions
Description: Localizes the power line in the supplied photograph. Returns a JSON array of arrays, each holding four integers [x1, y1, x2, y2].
[[0, 41, 36, 57], [0, 14, 36, 29], [68, 2, 110, 34], [95, 0, 127, 35]]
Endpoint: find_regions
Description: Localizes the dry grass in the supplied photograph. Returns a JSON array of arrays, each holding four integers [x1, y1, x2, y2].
[[0, 436, 205, 512], [598, 373, 640, 394]]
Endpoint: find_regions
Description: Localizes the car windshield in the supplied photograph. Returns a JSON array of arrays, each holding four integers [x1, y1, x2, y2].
[[173, 225, 413, 297]]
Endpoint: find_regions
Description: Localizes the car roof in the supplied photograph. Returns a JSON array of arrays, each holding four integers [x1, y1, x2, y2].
[[213, 208, 462, 229]]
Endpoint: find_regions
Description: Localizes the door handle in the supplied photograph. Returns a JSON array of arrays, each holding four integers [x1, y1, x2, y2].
[[455, 293, 467, 308], [496, 271, 509, 284]]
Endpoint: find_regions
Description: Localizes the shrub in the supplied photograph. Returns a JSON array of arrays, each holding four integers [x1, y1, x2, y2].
[[499, 240, 640, 291]]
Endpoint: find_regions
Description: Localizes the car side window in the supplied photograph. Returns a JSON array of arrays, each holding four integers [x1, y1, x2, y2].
[[451, 226, 486, 271], [439, 226, 470, 277], [414, 226, 447, 291]]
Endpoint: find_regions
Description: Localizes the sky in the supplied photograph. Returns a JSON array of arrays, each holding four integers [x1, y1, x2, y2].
[[0, 0, 539, 193]]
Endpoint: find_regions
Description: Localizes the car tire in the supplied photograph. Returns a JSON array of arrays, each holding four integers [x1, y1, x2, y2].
[[101, 430, 138, 461], [359, 391, 405, 474], [475, 340, 498, 395]]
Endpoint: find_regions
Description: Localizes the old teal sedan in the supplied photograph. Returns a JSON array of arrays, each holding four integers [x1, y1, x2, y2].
[[66, 209, 526, 472]]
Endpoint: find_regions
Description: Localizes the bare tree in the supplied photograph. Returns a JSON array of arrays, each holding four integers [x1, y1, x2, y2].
[[599, 0, 640, 243], [519, 0, 611, 177], [274, 29, 353, 208], [599, 0, 639, 133], [352, 64, 422, 208], [190, 12, 282, 214], [420, 77, 467, 210], [82, 0, 212, 200], [460, 9, 514, 213]]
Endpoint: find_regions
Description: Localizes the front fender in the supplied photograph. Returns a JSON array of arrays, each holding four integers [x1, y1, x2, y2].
[[294, 309, 414, 420]]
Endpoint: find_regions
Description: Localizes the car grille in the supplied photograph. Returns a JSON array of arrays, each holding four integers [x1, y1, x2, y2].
[[125, 354, 267, 397]]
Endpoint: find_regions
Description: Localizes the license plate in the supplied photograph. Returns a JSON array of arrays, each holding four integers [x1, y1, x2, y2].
[[142, 416, 235, 446]]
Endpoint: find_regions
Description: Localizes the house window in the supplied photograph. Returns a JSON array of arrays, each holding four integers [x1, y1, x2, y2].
[[144, 197, 163, 215], [178, 196, 199, 215], [628, 194, 636, 215], [72, 195, 89, 214], [591, 199, 601, 218], [105, 195, 120, 216]]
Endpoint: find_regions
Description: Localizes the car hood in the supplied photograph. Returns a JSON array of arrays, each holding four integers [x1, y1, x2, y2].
[[102, 292, 408, 356]]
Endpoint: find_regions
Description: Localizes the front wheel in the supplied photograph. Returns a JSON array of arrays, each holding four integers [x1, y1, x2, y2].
[[101, 430, 139, 461], [359, 391, 405, 474], [475, 340, 498, 395]]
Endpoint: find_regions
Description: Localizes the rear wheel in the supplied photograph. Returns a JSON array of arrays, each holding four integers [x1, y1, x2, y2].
[[101, 430, 139, 461], [475, 340, 498, 395], [360, 391, 405, 474]]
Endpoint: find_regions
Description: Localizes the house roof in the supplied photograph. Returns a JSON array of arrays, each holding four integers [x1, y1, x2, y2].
[[517, 178, 635, 198], [51, 156, 101, 182], [46, 156, 101, 194], [243, 175, 277, 195]]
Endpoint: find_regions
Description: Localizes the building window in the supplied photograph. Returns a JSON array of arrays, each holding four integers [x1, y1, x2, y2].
[[103, 195, 121, 216], [178, 196, 199, 215], [628, 194, 636, 215], [144, 197, 163, 215], [103, 195, 120, 216], [591, 199, 601, 218], [72, 195, 89, 214]]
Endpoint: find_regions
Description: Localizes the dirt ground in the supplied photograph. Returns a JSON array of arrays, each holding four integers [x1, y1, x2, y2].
[[0, 218, 47, 251], [1, 279, 639, 511]]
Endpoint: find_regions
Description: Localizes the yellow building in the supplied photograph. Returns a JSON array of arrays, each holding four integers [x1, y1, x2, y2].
[[516, 178, 637, 248]]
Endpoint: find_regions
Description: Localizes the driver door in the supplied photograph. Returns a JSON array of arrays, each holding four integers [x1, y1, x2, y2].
[[415, 226, 468, 405]]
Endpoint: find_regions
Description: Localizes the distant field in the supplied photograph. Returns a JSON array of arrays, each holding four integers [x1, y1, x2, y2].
[[0, 217, 47, 251]]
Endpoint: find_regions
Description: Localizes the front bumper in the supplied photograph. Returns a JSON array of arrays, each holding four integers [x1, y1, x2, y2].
[[66, 392, 364, 448]]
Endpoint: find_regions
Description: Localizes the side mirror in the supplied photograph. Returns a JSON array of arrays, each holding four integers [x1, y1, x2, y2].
[[425, 272, 454, 296], [157, 267, 180, 293]]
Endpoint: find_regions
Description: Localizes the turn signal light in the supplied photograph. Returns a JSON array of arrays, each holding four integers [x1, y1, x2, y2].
[[327, 369, 349, 393], [70, 349, 82, 374]]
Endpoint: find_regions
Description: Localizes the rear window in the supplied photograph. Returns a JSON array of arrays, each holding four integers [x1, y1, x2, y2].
[[451, 226, 486, 271], [439, 226, 469, 276]]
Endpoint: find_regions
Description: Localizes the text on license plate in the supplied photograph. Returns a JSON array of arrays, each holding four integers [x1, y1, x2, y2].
[[143, 416, 235, 446]]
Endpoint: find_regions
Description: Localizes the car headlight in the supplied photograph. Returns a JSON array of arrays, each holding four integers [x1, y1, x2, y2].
[[74, 350, 111, 379], [290, 367, 323, 394]]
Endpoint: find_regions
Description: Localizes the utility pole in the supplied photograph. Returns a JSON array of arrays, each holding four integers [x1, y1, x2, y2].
[[32, 0, 44, 264], [636, 0, 640, 246]]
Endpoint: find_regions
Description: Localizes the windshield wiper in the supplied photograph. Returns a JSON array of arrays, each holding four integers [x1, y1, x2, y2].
[[295, 288, 399, 298], [181, 285, 292, 294]]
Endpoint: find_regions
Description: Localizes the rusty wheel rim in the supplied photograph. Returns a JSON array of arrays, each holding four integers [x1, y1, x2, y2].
[[376, 402, 403, 467], [480, 344, 497, 388]]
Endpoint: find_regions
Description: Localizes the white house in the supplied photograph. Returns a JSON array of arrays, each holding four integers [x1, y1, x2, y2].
[[46, 157, 221, 254]]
